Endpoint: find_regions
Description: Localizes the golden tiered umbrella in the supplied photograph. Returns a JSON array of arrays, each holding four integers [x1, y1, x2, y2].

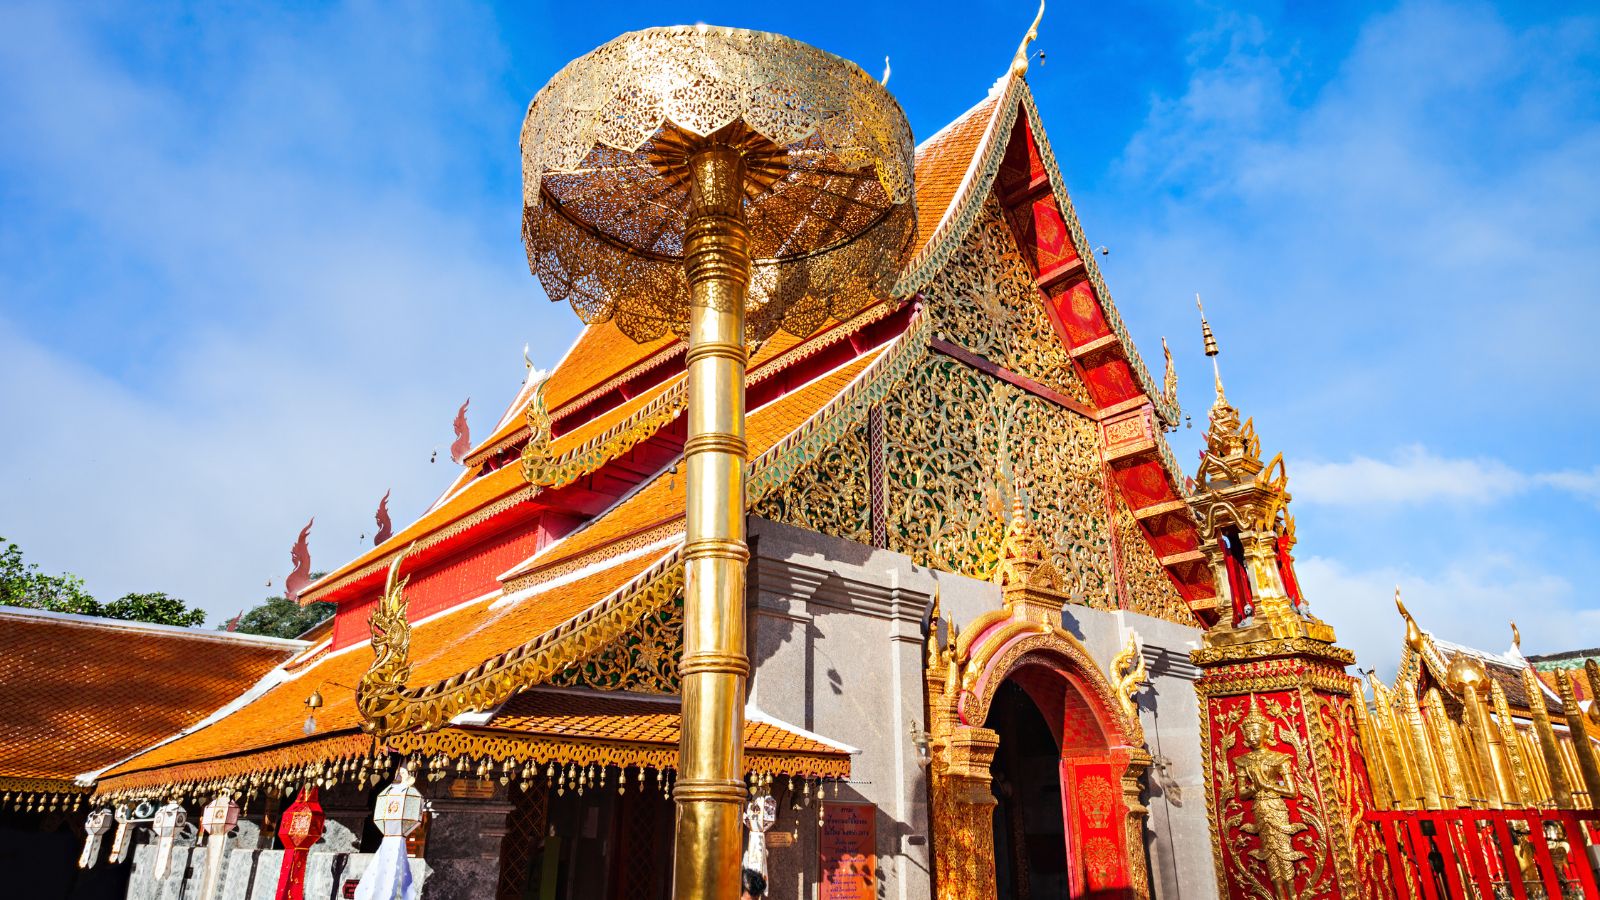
[[519, 26, 916, 899]]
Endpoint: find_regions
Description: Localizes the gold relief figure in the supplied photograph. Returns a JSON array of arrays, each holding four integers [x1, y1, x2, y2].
[[1235, 697, 1307, 900]]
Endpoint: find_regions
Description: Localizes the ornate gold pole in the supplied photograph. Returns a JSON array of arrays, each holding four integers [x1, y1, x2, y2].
[[1424, 688, 1471, 807], [1521, 665, 1574, 807], [1401, 684, 1443, 809], [1457, 675, 1508, 808], [1557, 669, 1600, 808], [1490, 679, 1533, 806], [674, 145, 752, 900]]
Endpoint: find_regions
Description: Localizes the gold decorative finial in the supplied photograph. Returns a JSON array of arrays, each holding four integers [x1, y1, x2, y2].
[[1196, 293, 1228, 405], [881, 56, 891, 86], [1160, 336, 1178, 408], [1396, 587, 1424, 650], [1011, 0, 1046, 76], [1510, 620, 1522, 651]]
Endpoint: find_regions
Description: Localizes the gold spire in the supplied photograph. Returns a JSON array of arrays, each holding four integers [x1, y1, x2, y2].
[[1011, 0, 1045, 76], [1196, 293, 1227, 407]]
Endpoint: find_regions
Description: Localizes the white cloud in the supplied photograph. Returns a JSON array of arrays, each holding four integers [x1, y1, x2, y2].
[[0, 3, 577, 621], [1291, 445, 1600, 509], [1293, 445, 1525, 506], [1297, 552, 1598, 681]]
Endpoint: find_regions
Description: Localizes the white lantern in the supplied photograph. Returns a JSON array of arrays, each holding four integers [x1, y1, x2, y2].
[[741, 793, 778, 876], [197, 792, 240, 900], [355, 768, 425, 900], [373, 767, 425, 838], [79, 809, 112, 868], [149, 800, 187, 880]]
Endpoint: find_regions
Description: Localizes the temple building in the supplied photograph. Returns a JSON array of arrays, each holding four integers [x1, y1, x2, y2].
[[79, 31, 1223, 900], [1361, 600, 1600, 811], [30, 18, 1600, 900]]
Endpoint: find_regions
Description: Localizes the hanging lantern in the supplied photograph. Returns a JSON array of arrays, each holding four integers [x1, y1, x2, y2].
[[149, 800, 187, 881], [273, 786, 325, 900], [79, 808, 113, 869], [741, 792, 778, 878], [197, 792, 240, 900], [354, 769, 424, 900], [373, 767, 425, 838]]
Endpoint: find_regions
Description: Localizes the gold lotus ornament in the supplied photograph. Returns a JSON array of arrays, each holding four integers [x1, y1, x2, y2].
[[519, 25, 917, 900]]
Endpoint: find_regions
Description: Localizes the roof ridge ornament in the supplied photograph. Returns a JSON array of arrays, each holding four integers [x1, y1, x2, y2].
[[1011, 0, 1046, 76]]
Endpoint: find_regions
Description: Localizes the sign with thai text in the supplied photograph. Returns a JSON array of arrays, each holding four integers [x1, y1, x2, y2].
[[819, 802, 875, 900]]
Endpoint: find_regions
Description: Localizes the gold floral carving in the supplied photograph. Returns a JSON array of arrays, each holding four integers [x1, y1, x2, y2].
[[883, 354, 1109, 597], [925, 198, 1091, 405], [547, 592, 683, 694], [751, 424, 870, 545], [1079, 775, 1115, 829]]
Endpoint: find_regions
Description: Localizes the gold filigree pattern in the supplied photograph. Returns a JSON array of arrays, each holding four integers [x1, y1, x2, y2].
[[547, 593, 683, 694], [926, 199, 1091, 405], [883, 355, 1109, 598], [521, 26, 917, 342], [1116, 500, 1196, 624], [751, 424, 870, 545], [387, 728, 847, 781]]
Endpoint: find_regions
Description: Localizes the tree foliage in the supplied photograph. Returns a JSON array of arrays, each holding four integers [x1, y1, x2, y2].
[[225, 592, 334, 640], [1, 537, 207, 627]]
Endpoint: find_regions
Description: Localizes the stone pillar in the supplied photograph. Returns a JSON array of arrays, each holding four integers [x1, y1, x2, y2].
[[419, 798, 513, 900], [1192, 623, 1390, 900]]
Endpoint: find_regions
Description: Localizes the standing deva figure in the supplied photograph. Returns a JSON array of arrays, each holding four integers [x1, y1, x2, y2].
[[1234, 697, 1306, 900]]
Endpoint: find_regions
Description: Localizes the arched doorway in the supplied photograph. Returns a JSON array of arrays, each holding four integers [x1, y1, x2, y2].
[[925, 502, 1151, 900]]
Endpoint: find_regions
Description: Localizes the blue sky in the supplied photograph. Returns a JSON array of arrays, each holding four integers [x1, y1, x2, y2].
[[1, 1, 1596, 674]]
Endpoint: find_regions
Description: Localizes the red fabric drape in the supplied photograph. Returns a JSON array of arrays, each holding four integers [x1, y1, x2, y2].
[[1276, 534, 1303, 610], [1223, 534, 1254, 626], [273, 787, 325, 900]]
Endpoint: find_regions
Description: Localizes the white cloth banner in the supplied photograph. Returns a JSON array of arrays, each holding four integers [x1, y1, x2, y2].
[[354, 836, 417, 900]]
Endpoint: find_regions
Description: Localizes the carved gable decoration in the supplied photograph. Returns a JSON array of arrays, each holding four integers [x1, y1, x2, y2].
[[994, 497, 1065, 599]]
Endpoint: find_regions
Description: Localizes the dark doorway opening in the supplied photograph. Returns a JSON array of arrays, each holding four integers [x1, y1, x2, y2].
[[987, 679, 1068, 900]]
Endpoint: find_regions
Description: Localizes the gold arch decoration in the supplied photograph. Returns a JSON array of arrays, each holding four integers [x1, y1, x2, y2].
[[925, 499, 1152, 900]]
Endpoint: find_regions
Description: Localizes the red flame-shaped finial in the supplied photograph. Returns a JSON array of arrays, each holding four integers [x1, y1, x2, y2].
[[450, 399, 471, 464], [284, 518, 314, 603], [374, 490, 393, 546]]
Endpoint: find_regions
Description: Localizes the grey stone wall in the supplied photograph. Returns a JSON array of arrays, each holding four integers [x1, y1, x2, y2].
[[747, 516, 1216, 900]]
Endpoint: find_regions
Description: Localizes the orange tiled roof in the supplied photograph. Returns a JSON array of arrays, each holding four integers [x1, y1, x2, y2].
[[507, 347, 884, 580], [911, 92, 1004, 261], [0, 608, 302, 783], [101, 547, 670, 783]]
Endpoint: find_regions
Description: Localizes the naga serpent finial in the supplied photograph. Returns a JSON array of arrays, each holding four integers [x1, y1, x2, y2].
[[357, 544, 416, 735], [1011, 0, 1046, 76]]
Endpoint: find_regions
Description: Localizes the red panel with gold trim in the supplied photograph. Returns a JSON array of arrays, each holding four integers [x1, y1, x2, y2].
[[1063, 756, 1133, 898]]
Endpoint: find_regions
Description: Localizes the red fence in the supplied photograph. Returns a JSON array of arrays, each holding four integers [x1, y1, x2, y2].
[[1368, 810, 1600, 900]]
